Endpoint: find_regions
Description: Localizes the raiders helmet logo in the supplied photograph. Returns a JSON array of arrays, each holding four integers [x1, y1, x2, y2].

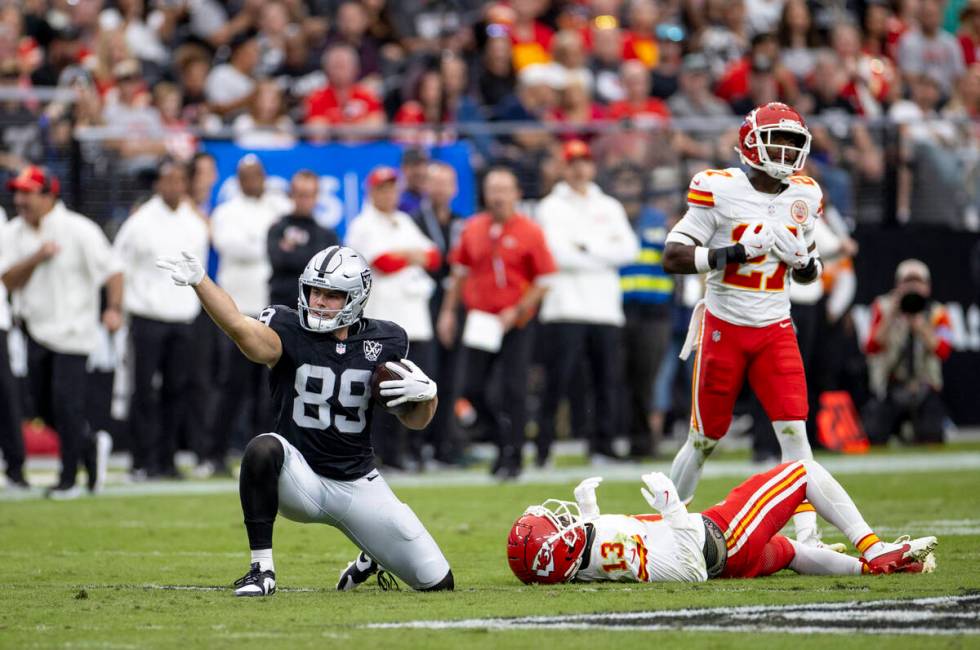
[[364, 340, 383, 362], [791, 200, 808, 224]]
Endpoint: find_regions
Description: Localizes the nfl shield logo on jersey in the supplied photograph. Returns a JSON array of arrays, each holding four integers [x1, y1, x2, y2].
[[336, 342, 346, 355], [364, 340, 383, 362]]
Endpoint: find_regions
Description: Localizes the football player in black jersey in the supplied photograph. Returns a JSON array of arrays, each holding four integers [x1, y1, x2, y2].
[[157, 245, 453, 596]]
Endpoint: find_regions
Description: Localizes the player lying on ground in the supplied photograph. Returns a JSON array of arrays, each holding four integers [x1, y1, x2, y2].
[[157, 245, 453, 596], [662, 102, 825, 546], [508, 460, 936, 584]]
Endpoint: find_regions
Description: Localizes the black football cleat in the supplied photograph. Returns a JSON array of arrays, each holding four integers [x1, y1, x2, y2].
[[234, 562, 276, 597]]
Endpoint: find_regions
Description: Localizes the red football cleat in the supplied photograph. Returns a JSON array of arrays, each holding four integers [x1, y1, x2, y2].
[[862, 535, 937, 575]]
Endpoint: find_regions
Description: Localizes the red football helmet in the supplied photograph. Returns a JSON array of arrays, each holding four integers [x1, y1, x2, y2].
[[507, 499, 588, 584], [737, 102, 812, 180]]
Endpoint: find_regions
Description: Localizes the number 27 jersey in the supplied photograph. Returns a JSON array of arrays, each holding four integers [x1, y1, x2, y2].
[[261, 305, 409, 481], [668, 168, 823, 327]]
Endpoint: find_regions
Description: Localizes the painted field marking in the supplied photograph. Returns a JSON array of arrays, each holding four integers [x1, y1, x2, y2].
[[367, 594, 980, 635]]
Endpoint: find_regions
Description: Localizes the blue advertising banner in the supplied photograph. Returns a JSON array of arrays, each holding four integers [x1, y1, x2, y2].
[[202, 141, 476, 240]]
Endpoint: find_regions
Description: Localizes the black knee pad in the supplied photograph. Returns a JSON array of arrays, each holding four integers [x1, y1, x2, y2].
[[420, 569, 454, 592], [242, 435, 285, 475]]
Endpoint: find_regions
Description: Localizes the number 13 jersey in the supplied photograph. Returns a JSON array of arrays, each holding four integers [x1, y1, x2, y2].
[[261, 305, 409, 481], [667, 168, 823, 327]]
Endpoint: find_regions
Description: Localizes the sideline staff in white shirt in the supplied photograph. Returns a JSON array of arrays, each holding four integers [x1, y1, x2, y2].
[[345, 166, 440, 469], [0, 166, 122, 498], [0, 206, 27, 489], [114, 160, 209, 479], [210, 155, 288, 455], [535, 140, 640, 466]]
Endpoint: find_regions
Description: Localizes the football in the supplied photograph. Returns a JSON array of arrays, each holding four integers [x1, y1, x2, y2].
[[371, 360, 413, 416]]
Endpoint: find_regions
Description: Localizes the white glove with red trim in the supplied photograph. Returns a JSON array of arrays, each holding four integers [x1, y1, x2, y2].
[[640, 472, 682, 515], [772, 226, 812, 270], [739, 222, 776, 259]]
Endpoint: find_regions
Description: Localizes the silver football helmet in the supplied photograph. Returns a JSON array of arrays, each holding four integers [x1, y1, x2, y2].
[[297, 246, 372, 333]]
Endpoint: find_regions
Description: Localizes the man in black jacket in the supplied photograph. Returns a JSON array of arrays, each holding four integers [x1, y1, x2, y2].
[[267, 170, 339, 308]]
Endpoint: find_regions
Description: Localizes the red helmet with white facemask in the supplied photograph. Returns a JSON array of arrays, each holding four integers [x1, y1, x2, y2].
[[507, 500, 589, 584], [737, 102, 812, 180]]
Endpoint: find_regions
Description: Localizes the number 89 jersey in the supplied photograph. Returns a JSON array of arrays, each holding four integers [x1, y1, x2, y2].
[[668, 167, 823, 327], [260, 305, 409, 481]]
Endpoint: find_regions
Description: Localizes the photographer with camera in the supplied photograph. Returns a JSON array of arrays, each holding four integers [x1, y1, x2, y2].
[[863, 259, 953, 444]]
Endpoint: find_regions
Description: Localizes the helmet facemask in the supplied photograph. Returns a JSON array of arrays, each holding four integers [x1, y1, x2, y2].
[[743, 123, 811, 180], [298, 283, 357, 333], [523, 499, 588, 581]]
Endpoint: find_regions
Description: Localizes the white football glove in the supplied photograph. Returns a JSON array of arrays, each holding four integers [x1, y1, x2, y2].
[[573, 476, 603, 521], [379, 359, 437, 408], [739, 222, 776, 259], [772, 226, 812, 270], [155, 250, 205, 287], [640, 472, 682, 515]]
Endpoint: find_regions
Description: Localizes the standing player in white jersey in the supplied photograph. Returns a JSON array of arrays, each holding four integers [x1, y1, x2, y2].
[[507, 467, 937, 585], [661, 102, 825, 546], [156, 245, 453, 596]]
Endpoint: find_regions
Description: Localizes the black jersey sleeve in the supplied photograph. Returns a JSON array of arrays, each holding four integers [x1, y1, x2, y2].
[[259, 305, 303, 368]]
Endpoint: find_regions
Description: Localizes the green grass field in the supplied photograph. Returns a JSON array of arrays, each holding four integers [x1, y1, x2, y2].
[[2, 446, 979, 649]]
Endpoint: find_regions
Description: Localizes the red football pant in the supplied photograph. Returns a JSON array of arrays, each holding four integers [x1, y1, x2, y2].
[[690, 309, 807, 440], [702, 461, 808, 578]]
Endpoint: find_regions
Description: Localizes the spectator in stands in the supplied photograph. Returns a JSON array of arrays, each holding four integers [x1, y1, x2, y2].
[[715, 32, 798, 106], [728, 54, 783, 115], [232, 79, 296, 150], [267, 169, 339, 308], [394, 70, 454, 146], [959, 0, 980, 66], [608, 59, 671, 124], [863, 259, 952, 444], [777, 0, 820, 82], [30, 26, 84, 87], [209, 155, 288, 468], [345, 165, 439, 469], [549, 29, 593, 90], [622, 0, 660, 68], [548, 79, 606, 141], [862, 0, 897, 61], [438, 167, 556, 479], [609, 162, 674, 460], [114, 160, 206, 480], [889, 72, 965, 225], [0, 166, 119, 498], [509, 0, 554, 71], [649, 22, 687, 99], [153, 82, 197, 163], [534, 140, 639, 466], [668, 53, 731, 118], [98, 0, 170, 75], [397, 148, 429, 214], [0, 217, 26, 490], [699, 0, 750, 79], [590, 16, 626, 104], [103, 59, 167, 174], [174, 45, 213, 127], [205, 32, 259, 118], [829, 21, 895, 115], [478, 35, 517, 109], [414, 162, 466, 465], [324, 0, 382, 84], [305, 43, 384, 132], [896, 0, 966, 97], [255, 1, 291, 77]]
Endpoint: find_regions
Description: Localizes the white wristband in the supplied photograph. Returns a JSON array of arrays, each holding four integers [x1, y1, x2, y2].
[[694, 246, 711, 273]]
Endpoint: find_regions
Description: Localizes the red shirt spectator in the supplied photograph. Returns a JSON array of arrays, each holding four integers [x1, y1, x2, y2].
[[450, 211, 555, 315], [305, 43, 384, 126], [306, 85, 383, 124]]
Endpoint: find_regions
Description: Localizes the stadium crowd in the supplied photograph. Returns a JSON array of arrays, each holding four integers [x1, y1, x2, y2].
[[0, 0, 977, 492]]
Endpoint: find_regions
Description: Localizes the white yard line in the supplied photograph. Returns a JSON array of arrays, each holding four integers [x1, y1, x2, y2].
[[366, 594, 980, 635]]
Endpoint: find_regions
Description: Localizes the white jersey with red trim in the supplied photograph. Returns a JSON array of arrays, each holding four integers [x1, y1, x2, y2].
[[667, 167, 823, 327], [574, 513, 708, 583]]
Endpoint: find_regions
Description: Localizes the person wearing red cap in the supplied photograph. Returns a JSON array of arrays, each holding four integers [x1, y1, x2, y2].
[[345, 165, 440, 469], [0, 166, 121, 499], [534, 140, 639, 467], [437, 167, 557, 479]]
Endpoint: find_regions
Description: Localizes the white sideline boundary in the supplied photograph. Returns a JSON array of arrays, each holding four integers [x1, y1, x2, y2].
[[366, 594, 980, 635], [3, 451, 980, 501]]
